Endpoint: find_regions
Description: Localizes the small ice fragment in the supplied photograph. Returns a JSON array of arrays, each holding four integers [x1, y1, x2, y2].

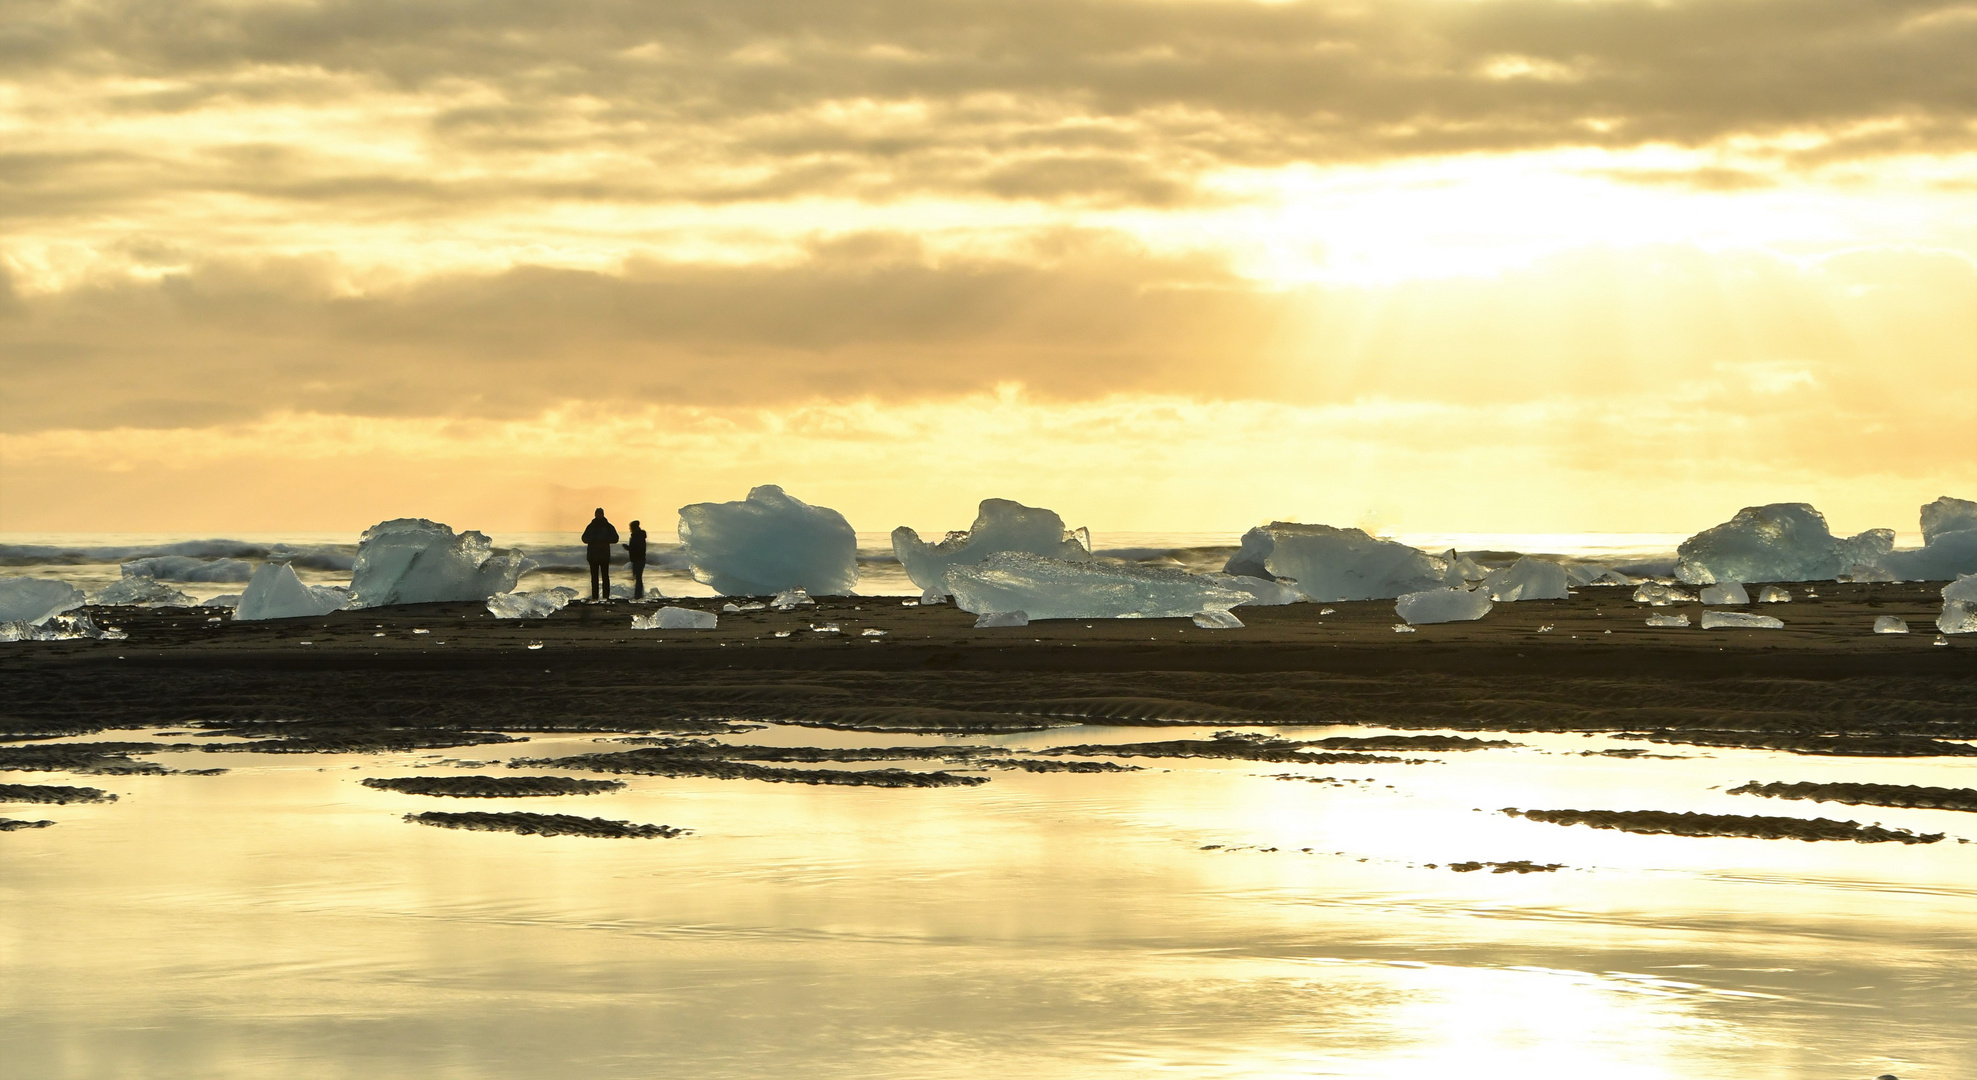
[[413, 628, 430, 634], [1755, 586, 1791, 603], [861, 628, 887, 637], [1192, 610, 1245, 629], [810, 623, 842, 634], [1938, 599, 1977, 635], [372, 632, 384, 637], [1394, 587, 1492, 625], [632, 607, 719, 630], [206, 616, 222, 624], [1700, 610, 1785, 630], [1392, 623, 1416, 633], [1873, 616, 1909, 634], [974, 611, 1029, 628], [1645, 613, 1690, 628], [1699, 582, 1749, 605], [771, 588, 815, 611], [1536, 624, 1554, 633], [722, 602, 740, 613], [486, 587, 576, 620], [919, 589, 948, 605], [1632, 582, 1695, 606], [1936, 634, 1951, 646], [1318, 607, 1336, 615], [773, 630, 793, 638], [900, 599, 919, 607]]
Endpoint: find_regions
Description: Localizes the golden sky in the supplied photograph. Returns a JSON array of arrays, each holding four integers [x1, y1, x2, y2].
[[2, 0, 1974, 536]]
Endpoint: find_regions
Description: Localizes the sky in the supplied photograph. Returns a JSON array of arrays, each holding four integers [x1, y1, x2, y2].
[[2, 0, 1974, 538]]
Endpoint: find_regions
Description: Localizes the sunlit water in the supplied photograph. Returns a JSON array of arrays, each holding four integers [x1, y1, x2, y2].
[[4, 725, 1974, 1078]]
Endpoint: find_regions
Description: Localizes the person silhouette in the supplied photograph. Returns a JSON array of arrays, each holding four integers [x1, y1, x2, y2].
[[624, 519, 648, 600], [581, 507, 619, 600]]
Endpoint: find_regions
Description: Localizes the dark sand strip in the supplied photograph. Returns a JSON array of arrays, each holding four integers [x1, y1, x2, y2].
[[1730, 781, 1977, 812], [0, 817, 56, 831], [406, 811, 685, 838], [364, 775, 625, 797], [0, 783, 116, 803], [1505, 807, 1944, 844], [1627, 732, 1977, 757]]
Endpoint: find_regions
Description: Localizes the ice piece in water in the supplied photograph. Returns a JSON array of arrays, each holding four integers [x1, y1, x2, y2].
[[201, 594, 242, 608], [1440, 550, 1488, 586], [1192, 610, 1245, 629], [1632, 582, 1695, 606], [772, 588, 814, 611], [1676, 503, 1893, 584], [1201, 573, 1301, 607], [0, 577, 86, 625], [1922, 496, 1977, 545], [1873, 616, 1910, 634], [974, 610, 1029, 628], [235, 563, 350, 621], [1228, 523, 1446, 602], [1700, 610, 1785, 630], [1394, 587, 1492, 625], [1645, 613, 1691, 628], [348, 518, 533, 607], [892, 499, 1090, 595], [1756, 586, 1792, 603], [1482, 557, 1570, 602], [486, 587, 577, 620], [1699, 582, 1749, 605], [678, 485, 858, 596], [632, 606, 718, 630], [120, 556, 254, 583], [947, 552, 1248, 621], [90, 576, 196, 606]]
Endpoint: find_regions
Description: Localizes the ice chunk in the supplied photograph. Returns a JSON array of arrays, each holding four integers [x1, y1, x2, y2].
[[90, 576, 196, 606], [486, 587, 577, 620], [918, 589, 947, 605], [235, 563, 349, 621], [0, 577, 86, 625], [1645, 613, 1691, 628], [1922, 496, 1977, 545], [632, 606, 718, 630], [1439, 550, 1489, 586], [1394, 587, 1492, 625], [678, 485, 857, 596], [1201, 573, 1301, 607], [1565, 562, 1631, 587], [1192, 610, 1245, 629], [1699, 582, 1749, 605], [1873, 616, 1910, 634], [1880, 528, 1977, 581], [947, 551, 1248, 621], [1632, 583, 1695, 606], [1676, 503, 1893, 584], [1939, 600, 1977, 635], [120, 556, 254, 583], [201, 594, 242, 608], [1228, 523, 1445, 602], [1946, 575, 1977, 603], [348, 518, 532, 607], [1700, 610, 1785, 630], [771, 588, 814, 611], [1482, 557, 1570, 602], [0, 612, 125, 643], [1756, 586, 1792, 603], [974, 610, 1029, 628], [892, 499, 1090, 596]]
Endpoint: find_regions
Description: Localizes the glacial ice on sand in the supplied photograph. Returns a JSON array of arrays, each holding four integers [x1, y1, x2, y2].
[[892, 499, 1090, 597], [1645, 613, 1691, 628], [1757, 586, 1792, 603], [0, 612, 124, 643], [235, 563, 349, 621], [1700, 611, 1785, 630], [948, 551, 1248, 621], [1873, 616, 1910, 634], [678, 485, 858, 597], [90, 576, 196, 607], [348, 519, 532, 608], [772, 588, 814, 611], [1940, 601, 1977, 635], [1439, 550, 1488, 586], [1699, 582, 1750, 605], [1633, 582, 1695, 606], [632, 607, 718, 630], [1201, 573, 1301, 606], [486, 588, 577, 620], [1946, 575, 1977, 603], [120, 556, 255, 583], [1228, 523, 1445, 602], [1676, 503, 1893, 585], [1192, 610, 1244, 629], [974, 610, 1030, 628], [1394, 587, 1492, 625], [1482, 557, 1569, 602], [0, 577, 86, 626], [1565, 563, 1632, 586]]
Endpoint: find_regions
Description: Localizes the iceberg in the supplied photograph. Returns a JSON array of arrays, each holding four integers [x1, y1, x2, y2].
[[947, 551, 1249, 621], [1873, 616, 1910, 634], [1645, 613, 1691, 628], [1699, 582, 1750, 605], [974, 610, 1029, 628], [632, 606, 718, 630], [348, 519, 532, 608], [0, 577, 86, 626], [1632, 583, 1695, 606], [1394, 587, 1492, 625], [1482, 557, 1570, 602], [236, 563, 349, 621], [486, 587, 577, 620], [1228, 523, 1445, 602], [678, 485, 858, 596], [1922, 496, 1977, 545], [1676, 503, 1893, 585], [1700, 611, 1785, 630], [90, 576, 196, 607], [120, 556, 254, 583], [892, 499, 1090, 596], [1192, 610, 1245, 629]]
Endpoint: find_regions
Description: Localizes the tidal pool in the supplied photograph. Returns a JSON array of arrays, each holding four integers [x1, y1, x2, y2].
[[2, 725, 1973, 1078]]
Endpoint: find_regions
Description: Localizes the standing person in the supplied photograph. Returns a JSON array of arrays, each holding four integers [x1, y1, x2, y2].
[[624, 519, 649, 600], [582, 507, 619, 601]]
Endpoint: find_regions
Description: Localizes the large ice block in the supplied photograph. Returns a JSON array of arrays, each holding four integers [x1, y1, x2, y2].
[[90, 576, 196, 606], [348, 519, 533, 608], [678, 485, 858, 596], [1227, 523, 1445, 602], [1676, 503, 1893, 584], [1482, 557, 1570, 602], [0, 577, 86, 626], [1394, 587, 1492, 625], [235, 563, 350, 621], [892, 498, 1090, 596], [947, 551, 1249, 620]]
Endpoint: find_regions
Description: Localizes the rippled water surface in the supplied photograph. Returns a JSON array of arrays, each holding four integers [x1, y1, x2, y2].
[[4, 726, 1974, 1078]]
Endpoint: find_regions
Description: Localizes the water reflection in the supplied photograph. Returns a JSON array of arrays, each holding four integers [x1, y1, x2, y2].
[[2, 726, 1971, 1078]]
